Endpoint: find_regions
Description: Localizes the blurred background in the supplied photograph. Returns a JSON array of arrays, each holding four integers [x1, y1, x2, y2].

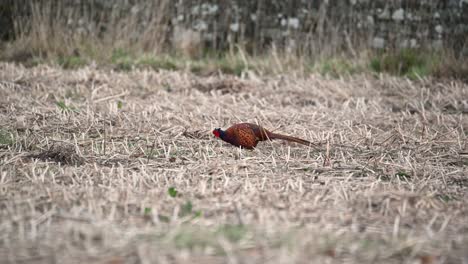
[[1, 0, 467, 79]]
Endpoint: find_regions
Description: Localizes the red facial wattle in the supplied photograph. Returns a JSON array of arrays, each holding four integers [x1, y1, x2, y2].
[[213, 130, 220, 137]]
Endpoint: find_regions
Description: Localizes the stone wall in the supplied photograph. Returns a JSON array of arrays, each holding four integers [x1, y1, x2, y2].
[[3, 0, 468, 55], [172, 0, 468, 55]]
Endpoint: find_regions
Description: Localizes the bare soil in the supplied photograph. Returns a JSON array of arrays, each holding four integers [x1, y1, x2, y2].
[[0, 63, 467, 263]]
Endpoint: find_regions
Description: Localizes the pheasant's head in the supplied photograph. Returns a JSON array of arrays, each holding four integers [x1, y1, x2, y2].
[[212, 128, 223, 138]]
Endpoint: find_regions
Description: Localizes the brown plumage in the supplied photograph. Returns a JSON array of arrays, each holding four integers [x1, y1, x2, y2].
[[212, 123, 312, 149]]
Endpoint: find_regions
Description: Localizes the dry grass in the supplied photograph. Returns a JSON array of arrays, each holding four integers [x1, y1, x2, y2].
[[4, 0, 172, 63], [0, 62, 467, 263], [4, 2, 467, 81]]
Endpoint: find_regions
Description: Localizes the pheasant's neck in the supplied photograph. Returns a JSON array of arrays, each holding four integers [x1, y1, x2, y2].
[[218, 130, 227, 140]]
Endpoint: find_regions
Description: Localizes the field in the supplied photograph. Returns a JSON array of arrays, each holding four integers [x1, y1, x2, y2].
[[0, 62, 467, 263]]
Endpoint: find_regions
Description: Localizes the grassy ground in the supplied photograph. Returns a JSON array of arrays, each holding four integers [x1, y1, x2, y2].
[[0, 62, 467, 263]]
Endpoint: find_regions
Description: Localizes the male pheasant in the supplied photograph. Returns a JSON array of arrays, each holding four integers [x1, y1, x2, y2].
[[212, 123, 312, 149]]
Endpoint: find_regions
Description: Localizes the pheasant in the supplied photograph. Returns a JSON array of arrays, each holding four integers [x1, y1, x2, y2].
[[212, 123, 313, 149]]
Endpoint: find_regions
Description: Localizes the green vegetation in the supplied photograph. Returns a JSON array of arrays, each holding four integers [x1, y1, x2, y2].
[[3, 45, 463, 80], [395, 171, 411, 181], [144, 207, 152, 214], [369, 49, 437, 79], [0, 129, 13, 146], [214, 56, 249, 76], [315, 57, 363, 78], [58, 55, 87, 69], [160, 187, 202, 221], [137, 55, 178, 71], [168, 187, 178, 198], [111, 48, 134, 71], [56, 101, 77, 112]]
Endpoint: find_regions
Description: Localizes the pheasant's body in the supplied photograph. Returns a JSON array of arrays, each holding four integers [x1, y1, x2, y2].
[[213, 123, 312, 149]]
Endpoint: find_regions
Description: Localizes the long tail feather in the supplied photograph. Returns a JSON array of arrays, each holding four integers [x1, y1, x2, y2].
[[269, 133, 313, 147]]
